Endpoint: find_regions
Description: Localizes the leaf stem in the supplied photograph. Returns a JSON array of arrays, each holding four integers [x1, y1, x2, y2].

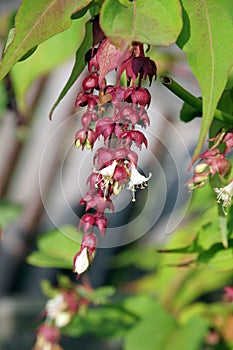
[[160, 75, 233, 125]]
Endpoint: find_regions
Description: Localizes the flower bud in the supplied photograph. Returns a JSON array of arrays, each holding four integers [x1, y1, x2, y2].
[[82, 74, 99, 91]]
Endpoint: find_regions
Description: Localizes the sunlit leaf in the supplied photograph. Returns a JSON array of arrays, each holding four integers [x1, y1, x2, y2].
[[100, 0, 182, 49], [197, 241, 233, 271], [0, 0, 92, 80], [125, 300, 176, 350], [27, 225, 81, 268], [178, 0, 233, 162], [10, 18, 86, 114], [49, 19, 93, 119]]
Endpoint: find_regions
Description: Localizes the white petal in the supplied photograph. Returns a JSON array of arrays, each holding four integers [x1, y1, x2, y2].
[[46, 294, 64, 319], [55, 312, 71, 328], [99, 160, 118, 177], [74, 247, 90, 275], [128, 164, 152, 188]]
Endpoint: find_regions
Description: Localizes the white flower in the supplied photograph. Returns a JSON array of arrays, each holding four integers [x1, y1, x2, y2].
[[46, 294, 71, 327], [46, 294, 65, 319], [97, 159, 118, 177], [94, 160, 118, 199], [127, 163, 152, 202], [54, 311, 71, 328], [74, 247, 90, 275], [214, 180, 233, 215]]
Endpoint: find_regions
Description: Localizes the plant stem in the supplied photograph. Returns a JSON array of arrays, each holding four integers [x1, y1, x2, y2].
[[160, 75, 233, 125]]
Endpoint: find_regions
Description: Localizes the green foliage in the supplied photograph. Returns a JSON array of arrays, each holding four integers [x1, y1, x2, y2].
[[0, 0, 92, 80], [27, 225, 82, 268], [177, 0, 233, 162], [49, 19, 93, 118], [125, 305, 208, 350], [180, 98, 202, 123], [100, 0, 182, 49], [10, 17, 86, 114]]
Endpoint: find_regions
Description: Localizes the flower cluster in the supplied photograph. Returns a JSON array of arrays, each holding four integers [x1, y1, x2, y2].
[[73, 35, 156, 277], [187, 130, 233, 214], [33, 285, 91, 350]]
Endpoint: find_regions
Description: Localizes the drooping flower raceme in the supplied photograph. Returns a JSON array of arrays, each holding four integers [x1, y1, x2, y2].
[[73, 29, 156, 277]]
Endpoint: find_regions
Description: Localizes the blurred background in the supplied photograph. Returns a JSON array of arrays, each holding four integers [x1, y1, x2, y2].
[[0, 1, 202, 348]]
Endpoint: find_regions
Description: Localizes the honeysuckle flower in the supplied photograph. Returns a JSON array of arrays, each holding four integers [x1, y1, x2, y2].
[[78, 213, 96, 234], [46, 294, 72, 327], [199, 148, 221, 159], [127, 163, 152, 202], [94, 160, 118, 199], [80, 190, 114, 212], [82, 74, 99, 91], [223, 132, 233, 153], [46, 294, 65, 319], [73, 233, 98, 276], [121, 106, 140, 126], [95, 214, 108, 237], [75, 128, 96, 150], [132, 56, 157, 85], [97, 159, 118, 177], [187, 172, 209, 191], [223, 286, 233, 302], [214, 179, 233, 215], [95, 118, 117, 141], [122, 130, 148, 149], [194, 163, 209, 174], [124, 87, 151, 107], [33, 324, 61, 350], [73, 247, 90, 275], [206, 155, 231, 178], [105, 86, 126, 103], [75, 92, 98, 109]]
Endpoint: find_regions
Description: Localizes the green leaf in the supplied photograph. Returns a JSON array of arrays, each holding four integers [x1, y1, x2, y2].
[[112, 246, 158, 270], [27, 225, 81, 268], [49, 19, 93, 119], [178, 0, 233, 162], [0, 200, 22, 229], [166, 316, 209, 350], [197, 240, 233, 271], [27, 251, 74, 268], [0, 0, 92, 80], [10, 18, 86, 115], [125, 300, 176, 350], [217, 86, 233, 115], [40, 279, 57, 298], [62, 303, 136, 338], [100, 0, 182, 49], [84, 286, 116, 305]]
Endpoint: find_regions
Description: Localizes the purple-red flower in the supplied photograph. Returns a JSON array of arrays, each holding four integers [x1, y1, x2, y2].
[[75, 92, 98, 109], [75, 128, 96, 150], [122, 130, 148, 149], [95, 213, 108, 237], [33, 324, 61, 350], [78, 213, 96, 234], [124, 87, 151, 107], [82, 74, 99, 92]]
